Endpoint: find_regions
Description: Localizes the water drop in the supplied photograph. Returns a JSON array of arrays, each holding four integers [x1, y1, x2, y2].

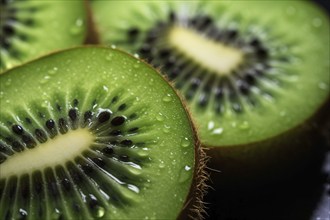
[[239, 121, 250, 130], [163, 125, 170, 133], [185, 165, 191, 171], [159, 161, 165, 169], [94, 206, 105, 218], [286, 6, 296, 15], [51, 209, 61, 219], [207, 121, 215, 130], [111, 45, 117, 49], [162, 94, 172, 102], [156, 113, 164, 121], [134, 53, 140, 58], [318, 82, 328, 90], [178, 166, 192, 183], [212, 128, 223, 135], [48, 67, 58, 75], [180, 137, 190, 148], [105, 53, 113, 61], [128, 184, 140, 193], [312, 18, 323, 28], [134, 63, 140, 69], [102, 85, 108, 91], [5, 79, 11, 86]]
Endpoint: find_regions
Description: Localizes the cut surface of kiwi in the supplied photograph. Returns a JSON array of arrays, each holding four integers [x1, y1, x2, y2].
[[0, 0, 87, 72], [91, 1, 330, 150], [0, 47, 202, 219]]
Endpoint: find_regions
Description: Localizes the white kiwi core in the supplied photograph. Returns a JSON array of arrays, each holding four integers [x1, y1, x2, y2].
[[1, 129, 94, 178], [168, 26, 244, 75]]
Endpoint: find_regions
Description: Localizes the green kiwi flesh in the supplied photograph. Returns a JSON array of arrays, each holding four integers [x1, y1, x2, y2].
[[0, 47, 202, 219], [91, 1, 330, 153], [0, 0, 87, 72]]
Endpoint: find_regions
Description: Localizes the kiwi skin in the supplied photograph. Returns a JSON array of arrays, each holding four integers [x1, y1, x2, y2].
[[0, 45, 209, 220], [207, 98, 330, 187]]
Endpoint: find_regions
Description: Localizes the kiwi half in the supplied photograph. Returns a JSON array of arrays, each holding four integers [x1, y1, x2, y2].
[[91, 1, 330, 174], [0, 47, 206, 219], [0, 0, 87, 72]]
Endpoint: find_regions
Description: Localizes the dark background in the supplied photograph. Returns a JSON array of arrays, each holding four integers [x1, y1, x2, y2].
[[205, 1, 330, 219]]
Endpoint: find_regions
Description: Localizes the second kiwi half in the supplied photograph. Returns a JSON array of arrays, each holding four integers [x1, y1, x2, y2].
[[90, 1, 330, 181]]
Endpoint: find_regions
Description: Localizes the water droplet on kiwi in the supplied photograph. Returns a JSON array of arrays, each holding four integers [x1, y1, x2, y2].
[[163, 125, 170, 133], [318, 82, 328, 90], [162, 94, 172, 102], [102, 85, 109, 91], [128, 184, 140, 193], [133, 53, 140, 58], [312, 18, 323, 28], [178, 165, 192, 183], [70, 18, 84, 35], [212, 127, 223, 135], [207, 121, 215, 130], [159, 161, 165, 169], [51, 208, 61, 219], [239, 121, 250, 130], [111, 45, 117, 49], [180, 137, 190, 148], [40, 75, 51, 84], [105, 54, 113, 61], [286, 6, 296, 15], [5, 100, 10, 103], [156, 113, 164, 121], [5, 79, 11, 86], [48, 67, 58, 75], [93, 205, 105, 218]]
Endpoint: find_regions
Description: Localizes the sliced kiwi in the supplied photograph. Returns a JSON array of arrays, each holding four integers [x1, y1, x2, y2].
[[91, 1, 330, 172], [0, 0, 87, 72], [0, 47, 206, 219]]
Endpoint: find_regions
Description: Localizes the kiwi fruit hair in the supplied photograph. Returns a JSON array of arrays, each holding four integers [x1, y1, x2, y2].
[[0, 0, 88, 72], [90, 0, 330, 180], [0, 46, 208, 219]]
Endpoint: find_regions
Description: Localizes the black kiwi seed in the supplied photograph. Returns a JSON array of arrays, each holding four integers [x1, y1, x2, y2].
[[22, 134, 36, 148], [25, 117, 32, 124], [12, 141, 24, 152], [73, 99, 79, 106], [109, 130, 122, 136], [127, 27, 139, 40], [120, 139, 133, 147], [111, 116, 126, 126], [45, 119, 55, 129], [102, 146, 114, 155], [68, 108, 78, 121], [34, 129, 47, 143], [84, 110, 93, 122], [58, 118, 68, 134], [97, 111, 111, 123], [12, 124, 24, 135]]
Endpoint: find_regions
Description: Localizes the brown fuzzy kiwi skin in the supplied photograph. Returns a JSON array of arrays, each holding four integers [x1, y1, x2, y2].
[[2, 45, 209, 220], [207, 97, 330, 188], [85, 0, 100, 44]]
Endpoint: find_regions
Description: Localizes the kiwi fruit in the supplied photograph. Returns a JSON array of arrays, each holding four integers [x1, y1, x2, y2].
[[90, 1, 330, 179], [0, 0, 87, 72], [0, 47, 207, 219]]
